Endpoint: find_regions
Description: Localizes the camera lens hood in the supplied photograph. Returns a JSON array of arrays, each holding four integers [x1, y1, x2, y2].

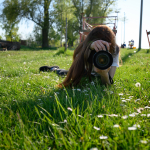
[[93, 50, 113, 70]]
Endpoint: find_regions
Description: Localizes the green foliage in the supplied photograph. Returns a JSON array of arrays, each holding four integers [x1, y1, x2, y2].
[[0, 0, 118, 48], [2, 0, 20, 23], [53, 0, 117, 47], [49, 27, 61, 47], [1, 0, 20, 42], [1, 0, 53, 48], [3, 23, 20, 42], [33, 25, 42, 46]]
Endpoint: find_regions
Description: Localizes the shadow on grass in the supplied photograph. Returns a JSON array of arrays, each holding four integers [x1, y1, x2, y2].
[[54, 47, 73, 56], [20, 45, 58, 51], [121, 48, 142, 63], [1, 76, 107, 125]]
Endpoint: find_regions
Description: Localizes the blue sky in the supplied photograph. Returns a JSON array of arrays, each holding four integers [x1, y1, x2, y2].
[[0, 0, 149, 49], [113, 0, 150, 49]]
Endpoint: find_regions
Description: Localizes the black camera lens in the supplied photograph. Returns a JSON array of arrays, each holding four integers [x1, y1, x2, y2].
[[93, 50, 113, 70]]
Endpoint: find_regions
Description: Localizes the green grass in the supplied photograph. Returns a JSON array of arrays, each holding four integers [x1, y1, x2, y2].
[[0, 47, 150, 149]]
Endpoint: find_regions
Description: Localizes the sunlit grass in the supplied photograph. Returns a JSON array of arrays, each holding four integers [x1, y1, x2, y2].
[[0, 48, 150, 149]]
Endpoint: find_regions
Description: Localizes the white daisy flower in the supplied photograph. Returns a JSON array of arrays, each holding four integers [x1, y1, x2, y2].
[[147, 114, 150, 117], [109, 91, 113, 94], [83, 90, 88, 92], [77, 89, 81, 91], [93, 126, 100, 130], [122, 100, 127, 102], [91, 81, 95, 85], [128, 127, 137, 130], [113, 124, 120, 128], [129, 114, 136, 117], [145, 106, 150, 109], [52, 123, 59, 126], [97, 115, 103, 118], [137, 108, 144, 113], [90, 148, 98, 150], [122, 115, 128, 119], [135, 98, 141, 102], [119, 93, 124, 96], [59, 120, 67, 124], [135, 82, 141, 87], [109, 114, 118, 117], [125, 99, 131, 101], [67, 107, 72, 111], [78, 115, 84, 118], [140, 140, 147, 144], [99, 135, 108, 139], [133, 124, 140, 128], [141, 114, 146, 117], [129, 96, 134, 98]]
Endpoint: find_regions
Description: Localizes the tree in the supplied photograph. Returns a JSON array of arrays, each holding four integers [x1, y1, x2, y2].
[[53, 0, 79, 47], [72, 0, 117, 30], [2, 22, 20, 42], [0, 0, 20, 42], [1, 0, 54, 48], [53, 0, 117, 47]]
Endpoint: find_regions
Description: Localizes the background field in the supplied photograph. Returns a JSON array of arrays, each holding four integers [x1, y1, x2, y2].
[[0, 48, 150, 150]]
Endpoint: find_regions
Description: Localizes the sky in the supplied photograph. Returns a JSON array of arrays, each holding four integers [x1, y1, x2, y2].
[[112, 0, 150, 49], [0, 0, 150, 49]]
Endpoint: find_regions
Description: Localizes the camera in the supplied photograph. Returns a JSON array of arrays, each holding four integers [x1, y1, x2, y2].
[[93, 46, 113, 70]]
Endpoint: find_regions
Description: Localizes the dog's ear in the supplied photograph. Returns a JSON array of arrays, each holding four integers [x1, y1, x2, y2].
[[39, 66, 50, 72], [39, 66, 59, 72]]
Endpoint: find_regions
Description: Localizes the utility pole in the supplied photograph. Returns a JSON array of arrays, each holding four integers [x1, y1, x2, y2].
[[139, 0, 143, 50], [115, 11, 119, 28], [124, 12, 125, 44], [115, 11, 119, 42]]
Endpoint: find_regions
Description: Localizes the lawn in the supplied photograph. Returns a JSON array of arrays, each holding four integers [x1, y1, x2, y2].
[[0, 47, 150, 149]]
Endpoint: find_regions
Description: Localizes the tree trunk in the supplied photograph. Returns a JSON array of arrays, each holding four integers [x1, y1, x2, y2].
[[70, 40, 73, 47], [42, 0, 50, 48], [42, 28, 49, 48]]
